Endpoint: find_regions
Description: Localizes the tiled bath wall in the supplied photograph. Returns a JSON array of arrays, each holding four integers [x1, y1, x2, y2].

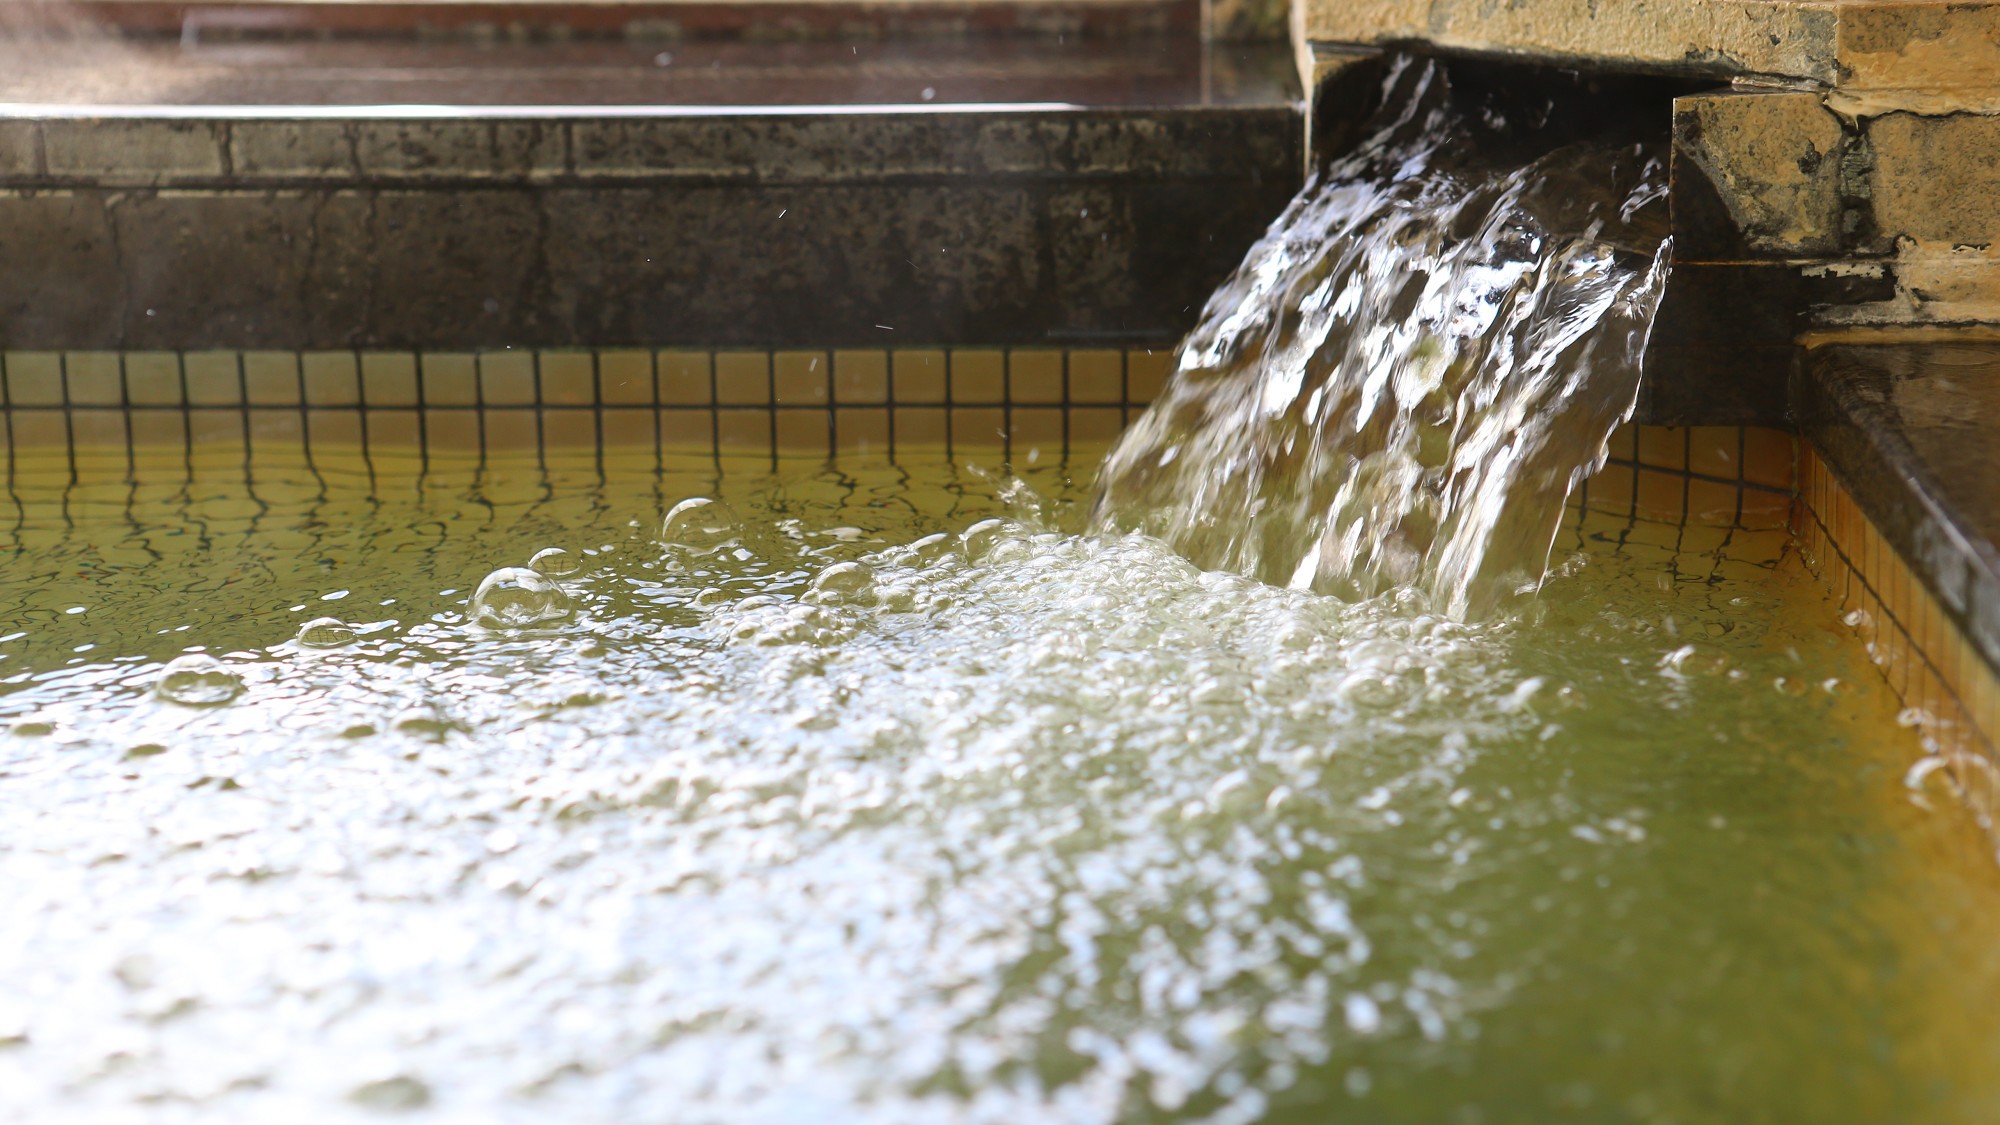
[[0, 347, 1176, 463], [1797, 450, 2000, 833]]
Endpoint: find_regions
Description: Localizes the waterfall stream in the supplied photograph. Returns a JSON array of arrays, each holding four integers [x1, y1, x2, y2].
[[1092, 57, 1672, 619]]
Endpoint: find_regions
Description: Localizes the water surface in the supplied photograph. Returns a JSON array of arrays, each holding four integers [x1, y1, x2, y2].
[[0, 445, 1993, 1123]]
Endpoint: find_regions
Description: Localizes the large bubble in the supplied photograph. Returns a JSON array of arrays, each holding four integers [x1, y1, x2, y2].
[[468, 567, 574, 630], [155, 653, 244, 706], [296, 617, 358, 648], [528, 547, 581, 577], [660, 498, 742, 553]]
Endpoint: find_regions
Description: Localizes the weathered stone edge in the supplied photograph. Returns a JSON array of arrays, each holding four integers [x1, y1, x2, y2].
[[1796, 344, 2000, 680], [0, 106, 1301, 189]]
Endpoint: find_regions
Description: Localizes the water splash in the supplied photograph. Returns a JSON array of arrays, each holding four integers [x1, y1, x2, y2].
[[1091, 58, 1671, 619]]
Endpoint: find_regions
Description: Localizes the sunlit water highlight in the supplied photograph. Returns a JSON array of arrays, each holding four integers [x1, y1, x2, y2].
[[1093, 58, 1670, 619], [0, 448, 1996, 1123]]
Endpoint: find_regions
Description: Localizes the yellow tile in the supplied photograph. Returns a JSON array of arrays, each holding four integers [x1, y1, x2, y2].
[[774, 351, 829, 406], [1636, 425, 1687, 471], [1944, 632, 1976, 716], [1069, 349, 1124, 404], [1009, 349, 1064, 404], [307, 409, 363, 449], [1582, 464, 1636, 514], [950, 350, 1005, 403], [245, 418, 309, 471], [1635, 468, 1686, 520], [775, 409, 827, 454], [543, 410, 597, 448], [835, 409, 891, 455], [70, 409, 127, 449], [365, 409, 421, 453], [715, 352, 770, 406], [1686, 478, 1739, 526], [599, 351, 654, 405], [128, 409, 186, 456], [660, 410, 714, 451], [1738, 487, 1790, 530], [715, 410, 771, 453], [360, 352, 419, 407], [3, 352, 63, 405], [483, 410, 539, 452], [893, 407, 947, 449], [892, 350, 947, 403], [1688, 425, 1739, 479], [421, 354, 479, 407], [62, 353, 119, 406], [540, 351, 597, 407], [121, 352, 181, 406], [1008, 408, 1064, 460], [1887, 546, 1911, 634], [1743, 427, 1795, 490], [1727, 527, 1790, 566], [479, 351, 537, 406], [834, 350, 889, 404], [187, 351, 249, 406], [658, 351, 712, 406], [1973, 658, 2000, 752], [301, 353, 360, 407], [1126, 348, 1174, 404], [602, 408, 654, 446], [1070, 406, 1125, 445], [951, 407, 1006, 449], [423, 409, 481, 451]]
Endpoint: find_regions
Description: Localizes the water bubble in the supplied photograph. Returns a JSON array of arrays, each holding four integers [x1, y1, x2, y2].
[[156, 653, 244, 706], [296, 617, 358, 648], [661, 498, 742, 553], [806, 562, 875, 605], [469, 567, 574, 630], [959, 518, 1025, 562], [529, 547, 581, 577]]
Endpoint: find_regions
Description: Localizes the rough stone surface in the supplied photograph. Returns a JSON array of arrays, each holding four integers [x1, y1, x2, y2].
[[1300, 0, 1841, 83], [1300, 0, 2000, 95], [1672, 90, 1847, 259]]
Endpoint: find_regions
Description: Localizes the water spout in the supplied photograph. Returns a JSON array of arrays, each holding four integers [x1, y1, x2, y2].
[[1091, 57, 1671, 619]]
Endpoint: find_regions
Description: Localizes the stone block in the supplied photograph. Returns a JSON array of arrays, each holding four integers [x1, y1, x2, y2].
[[1298, 0, 1839, 83], [1672, 89, 1848, 259], [41, 119, 226, 184], [1868, 113, 2000, 248], [1298, 0, 2000, 95], [0, 121, 40, 177]]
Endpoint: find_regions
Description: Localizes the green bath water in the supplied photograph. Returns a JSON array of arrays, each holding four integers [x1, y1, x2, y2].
[[0, 445, 1995, 1123]]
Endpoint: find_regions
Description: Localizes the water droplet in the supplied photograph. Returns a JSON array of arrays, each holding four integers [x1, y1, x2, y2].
[[529, 547, 580, 577], [156, 653, 244, 706], [469, 567, 574, 630], [296, 617, 358, 648], [661, 497, 741, 553]]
